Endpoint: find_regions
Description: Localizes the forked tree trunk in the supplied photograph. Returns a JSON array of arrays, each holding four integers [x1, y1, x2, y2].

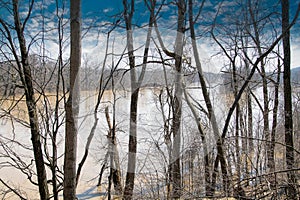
[[183, 88, 210, 196], [188, 0, 229, 195], [122, 0, 154, 199], [64, 0, 81, 199], [105, 106, 123, 197]]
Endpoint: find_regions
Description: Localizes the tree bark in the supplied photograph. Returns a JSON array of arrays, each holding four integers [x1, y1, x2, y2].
[[63, 0, 81, 199], [12, 1, 50, 199], [281, 0, 297, 199], [232, 63, 241, 187], [122, 0, 138, 197]]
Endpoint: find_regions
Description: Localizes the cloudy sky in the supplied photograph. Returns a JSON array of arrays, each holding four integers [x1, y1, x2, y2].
[[80, 0, 300, 70], [1, 0, 300, 71]]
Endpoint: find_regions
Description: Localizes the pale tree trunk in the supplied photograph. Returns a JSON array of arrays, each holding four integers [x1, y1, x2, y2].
[[242, 34, 253, 186], [105, 105, 123, 198], [169, 1, 186, 198], [281, 0, 298, 199], [11, 0, 50, 199], [109, 42, 123, 196], [246, 86, 253, 180], [232, 62, 241, 187], [183, 88, 210, 196], [63, 0, 81, 199]]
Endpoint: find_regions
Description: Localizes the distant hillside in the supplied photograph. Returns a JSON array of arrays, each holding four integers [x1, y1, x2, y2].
[[291, 67, 300, 85], [2, 55, 299, 97], [292, 66, 300, 73]]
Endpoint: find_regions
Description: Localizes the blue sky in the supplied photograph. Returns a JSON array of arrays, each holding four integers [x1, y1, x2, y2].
[[82, 1, 123, 16]]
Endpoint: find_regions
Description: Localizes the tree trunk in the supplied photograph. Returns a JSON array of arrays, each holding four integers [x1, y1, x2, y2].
[[63, 0, 81, 199], [122, 0, 138, 197], [269, 57, 281, 196], [232, 61, 241, 187], [281, 0, 297, 199], [188, 0, 229, 195], [122, 1, 154, 198], [249, 2, 273, 185], [12, 1, 50, 199], [170, 1, 186, 198], [245, 51, 253, 187]]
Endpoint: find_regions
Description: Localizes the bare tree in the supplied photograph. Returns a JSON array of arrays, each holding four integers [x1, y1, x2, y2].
[[0, 1, 50, 199], [281, 0, 298, 199], [153, 1, 187, 197], [63, 0, 81, 199], [122, 0, 155, 198], [211, 0, 300, 198], [170, 1, 186, 198], [247, 0, 277, 189], [189, 0, 230, 195]]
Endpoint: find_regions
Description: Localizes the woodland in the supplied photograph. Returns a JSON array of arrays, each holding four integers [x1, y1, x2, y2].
[[0, 0, 300, 199]]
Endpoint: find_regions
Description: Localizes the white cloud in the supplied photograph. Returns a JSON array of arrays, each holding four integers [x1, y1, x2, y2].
[[103, 7, 113, 13]]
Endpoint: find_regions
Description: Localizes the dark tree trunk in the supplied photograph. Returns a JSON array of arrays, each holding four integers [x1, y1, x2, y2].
[[122, 0, 138, 197], [122, 0, 154, 198], [188, 0, 229, 196], [269, 58, 281, 195], [12, 1, 50, 199], [281, 0, 297, 199], [123, 89, 139, 199]]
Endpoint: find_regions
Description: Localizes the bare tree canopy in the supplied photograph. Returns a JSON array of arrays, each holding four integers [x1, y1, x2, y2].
[[0, 0, 300, 199]]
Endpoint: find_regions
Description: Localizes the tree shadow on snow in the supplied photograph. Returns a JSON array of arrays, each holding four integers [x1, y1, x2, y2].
[[76, 186, 106, 200]]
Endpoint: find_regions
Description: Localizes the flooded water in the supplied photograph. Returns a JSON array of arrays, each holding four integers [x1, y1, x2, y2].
[[0, 84, 277, 199], [1, 88, 193, 199]]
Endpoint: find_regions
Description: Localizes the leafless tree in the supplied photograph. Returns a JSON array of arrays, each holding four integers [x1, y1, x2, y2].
[[153, 0, 186, 197], [0, 0, 50, 199], [211, 0, 300, 198], [122, 0, 155, 199], [281, 0, 298, 199], [189, 0, 230, 195], [63, 0, 81, 199]]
